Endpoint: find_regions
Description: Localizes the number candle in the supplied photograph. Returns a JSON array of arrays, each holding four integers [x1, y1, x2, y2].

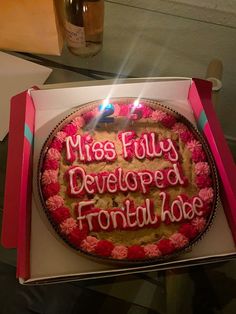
[[98, 103, 114, 123], [130, 101, 143, 120]]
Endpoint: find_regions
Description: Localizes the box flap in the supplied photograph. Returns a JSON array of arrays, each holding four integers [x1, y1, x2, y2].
[[1, 89, 35, 279], [189, 78, 236, 242]]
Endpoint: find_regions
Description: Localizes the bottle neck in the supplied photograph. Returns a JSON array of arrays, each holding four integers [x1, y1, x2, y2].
[[65, 0, 84, 27]]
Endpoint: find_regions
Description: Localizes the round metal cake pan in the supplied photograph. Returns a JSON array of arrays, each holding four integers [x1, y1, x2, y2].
[[36, 98, 219, 266]]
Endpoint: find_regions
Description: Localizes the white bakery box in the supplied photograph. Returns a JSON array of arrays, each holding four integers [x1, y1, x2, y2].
[[1, 78, 236, 284]]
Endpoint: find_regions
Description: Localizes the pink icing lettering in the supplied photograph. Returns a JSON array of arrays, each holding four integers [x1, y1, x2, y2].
[[65, 134, 117, 163], [107, 173, 118, 193], [154, 171, 165, 188], [67, 166, 85, 196], [98, 210, 110, 230], [159, 139, 178, 162], [125, 199, 137, 228], [84, 175, 95, 194], [160, 192, 204, 223], [117, 168, 128, 192], [104, 142, 116, 160], [65, 164, 186, 197], [77, 200, 95, 229], [76, 199, 159, 232], [125, 172, 138, 191], [110, 211, 127, 228], [134, 139, 146, 159], [121, 131, 134, 159], [65, 135, 81, 162], [92, 142, 104, 160], [94, 174, 107, 194], [138, 171, 153, 193], [167, 164, 185, 185], [119, 131, 179, 162], [170, 199, 183, 222]]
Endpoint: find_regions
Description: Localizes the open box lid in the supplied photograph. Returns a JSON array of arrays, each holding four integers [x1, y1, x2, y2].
[[1, 77, 236, 283]]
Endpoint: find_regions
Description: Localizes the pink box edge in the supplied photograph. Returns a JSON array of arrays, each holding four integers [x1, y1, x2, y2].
[[1, 89, 36, 279]]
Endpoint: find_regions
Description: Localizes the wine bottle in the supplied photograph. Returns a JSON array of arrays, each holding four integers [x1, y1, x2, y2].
[[64, 0, 104, 57]]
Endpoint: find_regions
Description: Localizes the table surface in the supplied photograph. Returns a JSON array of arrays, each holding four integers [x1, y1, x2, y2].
[[1, 1, 236, 313]]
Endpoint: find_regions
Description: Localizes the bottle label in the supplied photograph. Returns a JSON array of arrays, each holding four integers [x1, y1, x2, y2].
[[65, 21, 86, 48]]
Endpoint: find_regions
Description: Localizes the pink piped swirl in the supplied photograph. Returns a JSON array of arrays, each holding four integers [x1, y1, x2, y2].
[[192, 149, 206, 162], [84, 133, 93, 143], [72, 116, 85, 128], [47, 148, 61, 161], [129, 113, 139, 120], [41, 170, 58, 185], [43, 182, 60, 199], [195, 162, 210, 176], [81, 236, 99, 253], [172, 122, 188, 134], [93, 107, 99, 115], [199, 187, 214, 203], [50, 139, 63, 151], [113, 104, 120, 116], [119, 105, 129, 116], [55, 131, 67, 143], [63, 123, 78, 136], [169, 233, 189, 249], [60, 218, 77, 235], [151, 110, 167, 122], [46, 195, 64, 211], [195, 175, 212, 188], [187, 140, 202, 152], [192, 217, 206, 232], [161, 115, 176, 128], [140, 105, 152, 118], [83, 111, 96, 123], [180, 131, 194, 143], [144, 244, 161, 258], [111, 245, 128, 260], [43, 159, 59, 171]]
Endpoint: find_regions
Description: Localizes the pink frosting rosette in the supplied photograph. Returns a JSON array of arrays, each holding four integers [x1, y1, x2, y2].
[[191, 217, 206, 232], [42, 159, 59, 171], [172, 122, 188, 134], [47, 148, 61, 161], [111, 245, 128, 259], [199, 187, 214, 203], [41, 170, 58, 185], [60, 218, 77, 235], [55, 131, 67, 142], [151, 110, 167, 122], [195, 162, 210, 176], [144, 244, 161, 258], [196, 175, 212, 188], [72, 116, 85, 128], [180, 131, 195, 143], [192, 149, 206, 163], [169, 233, 189, 249], [46, 195, 64, 211], [81, 236, 99, 253], [186, 139, 202, 152], [62, 123, 77, 136], [113, 104, 120, 117]]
